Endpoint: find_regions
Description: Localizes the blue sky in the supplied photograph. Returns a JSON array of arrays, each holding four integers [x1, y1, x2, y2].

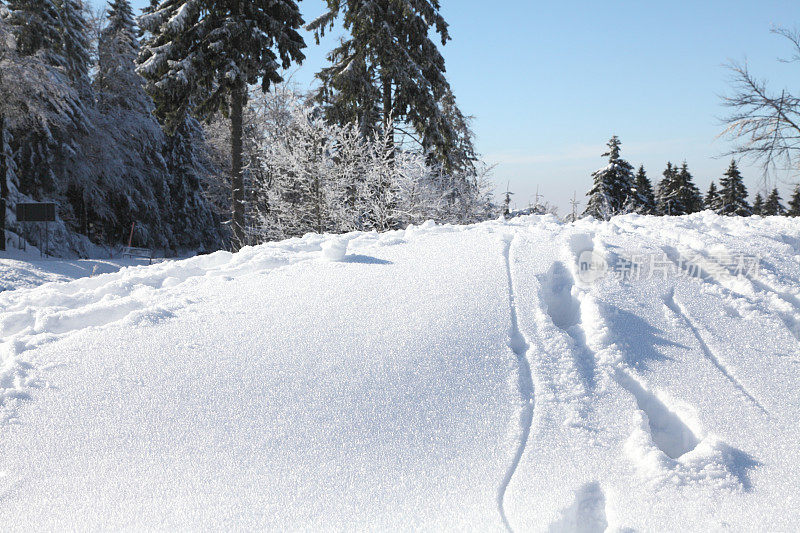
[[106, 0, 800, 213]]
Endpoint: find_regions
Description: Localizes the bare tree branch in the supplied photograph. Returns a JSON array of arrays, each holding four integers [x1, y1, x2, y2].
[[720, 28, 800, 187]]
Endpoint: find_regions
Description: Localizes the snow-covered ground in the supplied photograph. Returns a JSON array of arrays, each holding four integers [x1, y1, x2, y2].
[[1, 214, 799, 530], [0, 236, 162, 292]]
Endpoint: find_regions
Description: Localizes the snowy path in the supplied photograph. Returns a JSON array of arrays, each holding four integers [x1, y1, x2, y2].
[[1, 215, 800, 530], [0, 256, 156, 293]]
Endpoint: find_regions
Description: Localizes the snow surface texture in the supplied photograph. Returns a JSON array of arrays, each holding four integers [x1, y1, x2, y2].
[[1, 213, 799, 530]]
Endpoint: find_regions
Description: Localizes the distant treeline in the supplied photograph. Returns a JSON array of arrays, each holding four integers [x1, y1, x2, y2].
[[581, 136, 800, 220]]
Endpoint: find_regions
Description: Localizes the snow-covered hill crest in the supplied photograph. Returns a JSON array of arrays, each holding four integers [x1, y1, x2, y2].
[[1, 213, 799, 530]]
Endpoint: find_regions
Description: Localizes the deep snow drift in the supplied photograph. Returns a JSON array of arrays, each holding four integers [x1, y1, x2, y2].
[[1, 213, 799, 530]]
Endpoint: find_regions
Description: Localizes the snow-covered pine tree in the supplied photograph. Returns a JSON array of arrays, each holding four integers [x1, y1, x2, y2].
[[84, 0, 164, 248], [57, 0, 91, 88], [0, 4, 104, 253], [96, 0, 140, 108], [583, 136, 634, 220], [138, 0, 306, 250], [631, 165, 656, 214], [752, 192, 764, 215], [675, 162, 703, 214], [0, 114, 18, 195], [656, 162, 679, 215], [788, 186, 800, 217], [434, 89, 478, 176], [718, 160, 751, 216], [705, 182, 722, 212], [3, 0, 63, 66], [0, 114, 16, 251], [763, 188, 786, 216], [3, 0, 89, 200], [1, 15, 12, 250], [163, 116, 224, 251], [308, 0, 472, 172], [503, 189, 512, 218]]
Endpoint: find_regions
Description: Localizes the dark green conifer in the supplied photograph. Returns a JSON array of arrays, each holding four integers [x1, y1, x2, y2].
[[718, 160, 751, 216], [764, 188, 786, 216], [706, 182, 722, 212]]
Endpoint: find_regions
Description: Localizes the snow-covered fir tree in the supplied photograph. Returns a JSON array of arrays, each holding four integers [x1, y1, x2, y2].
[[676, 162, 703, 214], [0, 20, 19, 203], [3, 0, 89, 200], [57, 0, 91, 88], [308, 0, 474, 173], [0, 117, 15, 197], [96, 0, 139, 107], [717, 160, 751, 216], [0, 114, 16, 251], [583, 136, 634, 220], [87, 0, 166, 248], [788, 186, 800, 217], [0, 1, 224, 253], [751, 192, 764, 215], [763, 188, 786, 216], [163, 116, 224, 251], [434, 88, 478, 176], [502, 189, 512, 218], [705, 182, 722, 212], [0, 4, 97, 252], [656, 162, 679, 215], [0, 14, 16, 229], [3, 0, 63, 66], [631, 165, 656, 214], [658, 162, 702, 215], [138, 0, 306, 250]]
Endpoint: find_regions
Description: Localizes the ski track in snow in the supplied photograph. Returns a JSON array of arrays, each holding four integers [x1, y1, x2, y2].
[[749, 277, 800, 347], [663, 288, 769, 416], [497, 234, 535, 533], [538, 260, 597, 392], [662, 242, 800, 359], [613, 366, 700, 459], [570, 234, 703, 460], [660, 229, 800, 349]]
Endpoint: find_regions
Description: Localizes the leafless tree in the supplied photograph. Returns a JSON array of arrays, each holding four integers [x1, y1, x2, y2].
[[721, 27, 800, 186], [83, 2, 108, 71]]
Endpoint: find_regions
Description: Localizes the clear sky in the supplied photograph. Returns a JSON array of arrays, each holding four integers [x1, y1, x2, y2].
[[104, 0, 800, 214]]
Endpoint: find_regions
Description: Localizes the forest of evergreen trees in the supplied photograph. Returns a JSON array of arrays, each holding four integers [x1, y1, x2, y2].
[[583, 136, 800, 221], [0, 0, 494, 255]]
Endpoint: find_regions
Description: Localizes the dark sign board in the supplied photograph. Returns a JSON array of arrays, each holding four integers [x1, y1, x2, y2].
[[17, 202, 56, 222]]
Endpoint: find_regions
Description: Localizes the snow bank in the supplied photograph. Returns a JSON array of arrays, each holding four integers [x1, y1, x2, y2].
[[0, 214, 799, 530]]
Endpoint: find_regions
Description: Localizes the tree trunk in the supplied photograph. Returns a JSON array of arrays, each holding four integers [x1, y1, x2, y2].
[[0, 114, 8, 252], [230, 84, 246, 251], [382, 74, 394, 164]]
